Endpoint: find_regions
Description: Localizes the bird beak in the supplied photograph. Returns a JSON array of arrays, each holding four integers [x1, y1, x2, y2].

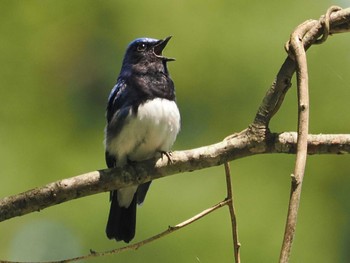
[[153, 36, 176, 62]]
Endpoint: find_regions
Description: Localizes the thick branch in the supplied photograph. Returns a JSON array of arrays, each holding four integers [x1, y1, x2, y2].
[[1, 132, 350, 222]]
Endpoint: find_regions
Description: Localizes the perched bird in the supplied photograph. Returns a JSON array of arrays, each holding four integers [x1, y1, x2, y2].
[[104, 36, 180, 243]]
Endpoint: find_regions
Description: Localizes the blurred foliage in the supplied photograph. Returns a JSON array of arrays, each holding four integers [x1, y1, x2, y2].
[[1, 1, 350, 262]]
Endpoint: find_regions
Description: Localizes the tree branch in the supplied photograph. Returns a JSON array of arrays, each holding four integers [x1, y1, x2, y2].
[[253, 6, 350, 128], [1, 132, 350, 222], [279, 16, 311, 263]]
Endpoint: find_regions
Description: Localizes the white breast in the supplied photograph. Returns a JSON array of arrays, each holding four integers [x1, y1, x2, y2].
[[107, 98, 181, 166]]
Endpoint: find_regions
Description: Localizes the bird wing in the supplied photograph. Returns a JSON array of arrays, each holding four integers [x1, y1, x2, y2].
[[105, 79, 132, 168], [106, 79, 128, 123]]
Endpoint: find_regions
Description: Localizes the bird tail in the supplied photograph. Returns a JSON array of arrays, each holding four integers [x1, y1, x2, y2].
[[106, 190, 137, 243]]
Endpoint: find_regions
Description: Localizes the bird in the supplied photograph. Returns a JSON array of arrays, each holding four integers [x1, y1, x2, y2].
[[104, 36, 180, 243]]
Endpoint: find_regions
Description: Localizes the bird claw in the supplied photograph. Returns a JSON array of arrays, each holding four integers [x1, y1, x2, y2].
[[159, 151, 173, 164]]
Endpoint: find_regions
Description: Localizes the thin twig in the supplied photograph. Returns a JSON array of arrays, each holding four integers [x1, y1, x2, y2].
[[0, 199, 230, 263], [224, 162, 241, 263]]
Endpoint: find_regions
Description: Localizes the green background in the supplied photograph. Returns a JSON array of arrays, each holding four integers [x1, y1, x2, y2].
[[1, 1, 350, 262]]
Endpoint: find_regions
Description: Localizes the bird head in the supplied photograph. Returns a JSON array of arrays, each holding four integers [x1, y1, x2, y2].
[[122, 36, 175, 67]]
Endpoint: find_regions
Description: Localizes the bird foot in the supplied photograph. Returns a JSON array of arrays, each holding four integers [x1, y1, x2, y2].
[[159, 151, 173, 164]]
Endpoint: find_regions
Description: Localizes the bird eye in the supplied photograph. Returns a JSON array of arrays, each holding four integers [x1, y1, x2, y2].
[[137, 43, 147, 52]]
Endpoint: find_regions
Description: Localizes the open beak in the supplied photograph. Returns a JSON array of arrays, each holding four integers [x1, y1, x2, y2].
[[153, 36, 175, 62]]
